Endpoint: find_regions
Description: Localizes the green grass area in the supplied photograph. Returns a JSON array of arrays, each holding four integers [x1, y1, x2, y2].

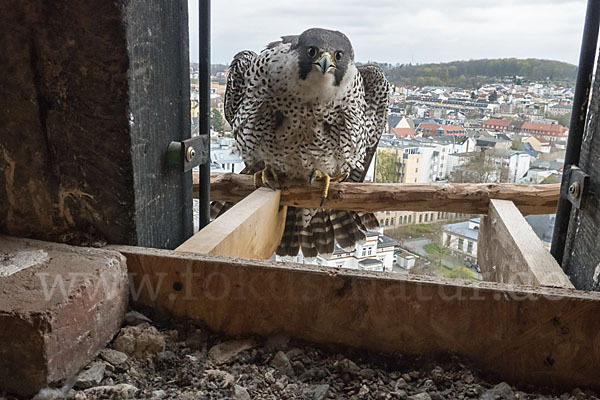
[[387, 223, 440, 241], [424, 243, 443, 256], [440, 266, 478, 280]]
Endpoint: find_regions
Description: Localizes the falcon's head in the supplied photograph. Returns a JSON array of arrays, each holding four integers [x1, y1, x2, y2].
[[295, 28, 355, 87]]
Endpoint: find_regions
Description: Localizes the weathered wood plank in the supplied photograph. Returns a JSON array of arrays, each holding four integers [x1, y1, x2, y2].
[[479, 200, 574, 288], [176, 188, 286, 259], [113, 245, 599, 391], [196, 172, 560, 215], [562, 55, 600, 291], [0, 0, 192, 249]]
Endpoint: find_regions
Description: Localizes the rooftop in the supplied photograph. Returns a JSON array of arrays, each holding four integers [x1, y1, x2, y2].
[[443, 218, 480, 241]]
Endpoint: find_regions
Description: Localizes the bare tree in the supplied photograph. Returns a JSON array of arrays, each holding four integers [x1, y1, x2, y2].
[[450, 149, 510, 183]]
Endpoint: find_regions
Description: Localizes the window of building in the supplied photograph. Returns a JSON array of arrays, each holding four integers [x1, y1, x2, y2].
[[385, 218, 389, 226], [408, 215, 412, 223], [445, 234, 451, 247], [390, 217, 394, 225], [362, 248, 366, 257], [430, 212, 434, 221], [458, 238, 464, 251], [467, 241, 474, 254]]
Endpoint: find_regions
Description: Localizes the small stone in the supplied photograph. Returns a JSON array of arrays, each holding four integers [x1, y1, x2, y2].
[[124, 310, 152, 326], [389, 371, 401, 379], [205, 369, 235, 388], [395, 378, 408, 390], [402, 373, 412, 382], [99, 349, 129, 368], [72, 392, 88, 400], [461, 372, 475, 384], [359, 385, 370, 396], [274, 376, 288, 390], [234, 385, 251, 400], [112, 325, 166, 358], [271, 350, 295, 377], [292, 360, 305, 374], [303, 384, 330, 400], [393, 389, 407, 399], [83, 384, 138, 399], [408, 393, 432, 400], [360, 368, 376, 380], [431, 366, 444, 382], [185, 329, 208, 350], [75, 361, 106, 389], [286, 383, 299, 393], [482, 382, 516, 400], [409, 371, 420, 379], [286, 347, 305, 359], [208, 339, 257, 365], [337, 358, 360, 374], [422, 379, 435, 389], [151, 390, 167, 399]]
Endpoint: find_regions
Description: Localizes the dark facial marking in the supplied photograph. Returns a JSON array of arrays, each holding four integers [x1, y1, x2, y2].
[[295, 28, 354, 85]]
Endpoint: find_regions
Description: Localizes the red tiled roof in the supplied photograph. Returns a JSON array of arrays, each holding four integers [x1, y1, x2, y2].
[[418, 124, 441, 132], [391, 128, 416, 138], [482, 118, 511, 128], [441, 125, 465, 131], [418, 124, 465, 136], [521, 122, 568, 136]]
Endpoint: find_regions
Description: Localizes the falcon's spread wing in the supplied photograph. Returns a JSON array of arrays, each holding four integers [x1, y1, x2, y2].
[[350, 64, 390, 183], [224, 50, 257, 128]]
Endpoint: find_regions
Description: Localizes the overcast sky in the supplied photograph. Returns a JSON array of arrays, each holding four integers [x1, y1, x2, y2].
[[188, 0, 588, 66]]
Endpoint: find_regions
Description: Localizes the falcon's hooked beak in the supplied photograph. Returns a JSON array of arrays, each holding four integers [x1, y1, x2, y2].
[[314, 52, 336, 74]]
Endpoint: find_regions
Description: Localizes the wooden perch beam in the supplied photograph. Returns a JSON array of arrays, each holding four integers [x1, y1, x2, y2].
[[478, 200, 574, 289], [196, 172, 560, 215]]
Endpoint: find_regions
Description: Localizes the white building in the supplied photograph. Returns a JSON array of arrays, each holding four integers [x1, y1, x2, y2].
[[442, 218, 480, 263], [278, 231, 398, 273], [487, 149, 532, 183], [211, 138, 245, 173]]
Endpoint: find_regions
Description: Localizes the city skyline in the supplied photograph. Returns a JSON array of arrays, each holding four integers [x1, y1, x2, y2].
[[189, 0, 587, 66]]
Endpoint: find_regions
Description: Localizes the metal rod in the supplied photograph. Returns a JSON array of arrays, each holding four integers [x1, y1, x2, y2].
[[551, 0, 600, 265], [198, 0, 211, 229]]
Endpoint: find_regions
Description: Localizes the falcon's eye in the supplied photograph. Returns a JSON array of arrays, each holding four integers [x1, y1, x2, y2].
[[335, 51, 343, 61], [307, 47, 318, 59]]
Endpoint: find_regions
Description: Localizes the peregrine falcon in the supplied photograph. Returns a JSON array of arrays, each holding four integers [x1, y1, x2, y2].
[[213, 28, 390, 257]]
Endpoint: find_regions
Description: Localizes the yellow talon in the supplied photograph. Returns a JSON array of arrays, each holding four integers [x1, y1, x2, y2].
[[253, 166, 278, 190], [312, 170, 348, 206]]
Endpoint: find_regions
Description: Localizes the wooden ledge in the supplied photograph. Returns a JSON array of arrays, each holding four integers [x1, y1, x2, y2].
[[113, 245, 599, 392]]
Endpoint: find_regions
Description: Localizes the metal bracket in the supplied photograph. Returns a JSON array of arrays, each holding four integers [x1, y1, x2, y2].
[[564, 165, 590, 209], [167, 135, 210, 172]]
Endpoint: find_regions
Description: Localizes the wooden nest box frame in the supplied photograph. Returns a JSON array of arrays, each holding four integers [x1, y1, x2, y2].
[[1, 0, 600, 396]]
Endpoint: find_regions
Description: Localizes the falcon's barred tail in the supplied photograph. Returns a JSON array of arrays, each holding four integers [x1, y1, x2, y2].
[[210, 201, 234, 220], [276, 207, 380, 257]]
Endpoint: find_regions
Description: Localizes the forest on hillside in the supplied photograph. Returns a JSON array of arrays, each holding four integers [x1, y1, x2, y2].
[[377, 58, 577, 89], [205, 58, 577, 89]]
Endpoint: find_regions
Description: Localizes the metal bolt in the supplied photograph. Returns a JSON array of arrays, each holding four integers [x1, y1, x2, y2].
[[569, 182, 580, 199], [186, 146, 196, 162]]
